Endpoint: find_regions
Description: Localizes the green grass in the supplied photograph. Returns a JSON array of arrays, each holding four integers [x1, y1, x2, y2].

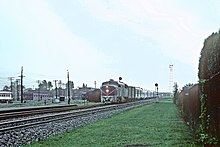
[[0, 100, 100, 108], [25, 99, 196, 147]]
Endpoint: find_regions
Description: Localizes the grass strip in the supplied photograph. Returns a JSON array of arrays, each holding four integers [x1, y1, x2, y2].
[[25, 98, 196, 147]]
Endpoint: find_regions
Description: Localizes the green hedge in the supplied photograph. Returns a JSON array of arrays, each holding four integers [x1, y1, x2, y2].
[[199, 31, 220, 79]]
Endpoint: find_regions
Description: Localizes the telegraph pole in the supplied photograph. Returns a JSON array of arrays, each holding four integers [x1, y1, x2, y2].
[[20, 66, 24, 103], [16, 79, 20, 101], [67, 70, 70, 104]]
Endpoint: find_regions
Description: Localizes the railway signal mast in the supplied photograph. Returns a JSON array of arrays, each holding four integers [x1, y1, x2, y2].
[[155, 83, 159, 102]]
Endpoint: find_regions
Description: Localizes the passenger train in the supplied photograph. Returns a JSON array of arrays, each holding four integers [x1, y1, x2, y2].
[[100, 79, 154, 103], [0, 91, 13, 103]]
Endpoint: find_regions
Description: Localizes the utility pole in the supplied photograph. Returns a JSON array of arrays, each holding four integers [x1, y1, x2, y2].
[[67, 70, 70, 104], [54, 80, 58, 99], [16, 79, 20, 101], [20, 66, 24, 103]]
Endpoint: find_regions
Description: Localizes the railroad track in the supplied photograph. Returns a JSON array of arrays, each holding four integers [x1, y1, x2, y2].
[[0, 105, 114, 132], [0, 103, 105, 120], [0, 99, 155, 133]]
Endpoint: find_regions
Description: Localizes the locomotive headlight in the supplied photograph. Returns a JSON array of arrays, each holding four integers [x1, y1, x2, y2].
[[106, 89, 109, 93], [105, 85, 108, 88]]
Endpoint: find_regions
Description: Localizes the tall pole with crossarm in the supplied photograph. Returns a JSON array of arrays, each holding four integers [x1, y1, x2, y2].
[[67, 70, 70, 104], [20, 66, 24, 103]]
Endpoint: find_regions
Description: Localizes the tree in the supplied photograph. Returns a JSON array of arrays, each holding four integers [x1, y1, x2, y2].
[[48, 81, 53, 90], [3, 85, 10, 91], [42, 80, 48, 90], [39, 80, 48, 90], [69, 81, 74, 89], [66, 81, 74, 89], [173, 82, 178, 104]]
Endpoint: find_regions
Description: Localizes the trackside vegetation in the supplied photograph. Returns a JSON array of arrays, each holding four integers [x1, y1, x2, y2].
[[25, 99, 196, 147]]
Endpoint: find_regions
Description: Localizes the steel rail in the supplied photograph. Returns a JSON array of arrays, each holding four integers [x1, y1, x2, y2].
[[0, 104, 105, 120], [0, 99, 155, 132]]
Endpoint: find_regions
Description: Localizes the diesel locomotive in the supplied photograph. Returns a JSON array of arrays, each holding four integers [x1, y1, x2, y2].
[[100, 79, 153, 103]]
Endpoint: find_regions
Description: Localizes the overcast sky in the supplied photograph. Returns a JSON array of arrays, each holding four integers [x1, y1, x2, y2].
[[0, 0, 219, 92]]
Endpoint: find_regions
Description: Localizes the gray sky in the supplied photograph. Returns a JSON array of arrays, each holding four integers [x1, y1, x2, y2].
[[0, 0, 219, 92]]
